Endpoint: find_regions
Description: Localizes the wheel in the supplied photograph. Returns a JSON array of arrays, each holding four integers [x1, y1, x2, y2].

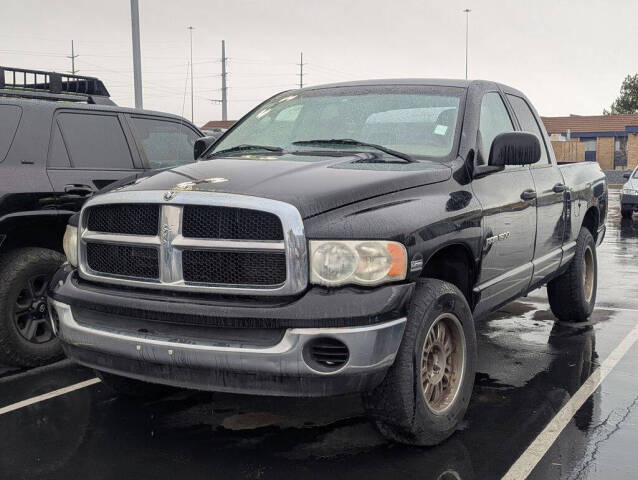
[[621, 207, 633, 219], [0, 247, 65, 367], [363, 278, 477, 446], [547, 227, 597, 322], [96, 370, 175, 399]]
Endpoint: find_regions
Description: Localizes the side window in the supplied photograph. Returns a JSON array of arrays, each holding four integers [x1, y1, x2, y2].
[[130, 117, 200, 169], [507, 94, 550, 165], [47, 122, 71, 167], [0, 105, 22, 162], [479, 92, 514, 165], [57, 113, 134, 169]]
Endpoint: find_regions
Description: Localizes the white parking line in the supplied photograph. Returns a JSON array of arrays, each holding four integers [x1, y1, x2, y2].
[[0, 377, 101, 416], [502, 322, 638, 480]]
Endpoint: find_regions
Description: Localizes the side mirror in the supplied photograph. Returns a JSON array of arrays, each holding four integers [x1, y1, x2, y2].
[[489, 132, 541, 167], [624, 172, 631, 179], [193, 136, 220, 159]]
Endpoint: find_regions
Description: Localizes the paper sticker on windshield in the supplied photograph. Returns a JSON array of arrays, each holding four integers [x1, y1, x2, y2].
[[434, 124, 448, 136]]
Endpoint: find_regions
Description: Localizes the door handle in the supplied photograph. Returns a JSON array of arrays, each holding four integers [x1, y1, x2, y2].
[[63, 184, 94, 196], [520, 189, 537, 201], [553, 183, 566, 193]]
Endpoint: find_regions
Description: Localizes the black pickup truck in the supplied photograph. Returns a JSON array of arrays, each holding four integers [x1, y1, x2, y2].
[[0, 67, 203, 367], [49, 79, 607, 445]]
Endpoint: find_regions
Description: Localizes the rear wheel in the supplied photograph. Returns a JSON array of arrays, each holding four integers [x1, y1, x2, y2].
[[547, 228, 597, 322], [0, 248, 65, 367], [363, 279, 477, 446]]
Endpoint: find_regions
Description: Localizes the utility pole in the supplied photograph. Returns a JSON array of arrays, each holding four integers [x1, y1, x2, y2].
[[188, 26, 195, 123], [68, 40, 79, 75], [298, 52, 305, 89], [221, 40, 228, 121], [463, 9, 471, 80], [130, 0, 143, 108]]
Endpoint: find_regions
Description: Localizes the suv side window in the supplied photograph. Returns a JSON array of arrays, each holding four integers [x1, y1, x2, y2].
[[57, 112, 134, 169], [506, 94, 550, 165], [479, 92, 515, 165], [0, 105, 22, 163], [130, 117, 200, 169]]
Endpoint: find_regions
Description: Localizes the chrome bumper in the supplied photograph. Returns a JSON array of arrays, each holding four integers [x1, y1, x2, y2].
[[50, 300, 406, 379]]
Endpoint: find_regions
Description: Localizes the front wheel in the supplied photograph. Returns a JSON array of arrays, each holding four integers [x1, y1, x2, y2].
[[363, 279, 477, 446], [547, 227, 597, 322], [0, 248, 65, 367]]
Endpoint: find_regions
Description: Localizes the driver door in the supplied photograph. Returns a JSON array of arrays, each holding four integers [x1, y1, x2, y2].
[[471, 92, 537, 317]]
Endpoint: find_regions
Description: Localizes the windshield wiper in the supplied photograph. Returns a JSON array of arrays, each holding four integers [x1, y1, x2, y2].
[[292, 139, 416, 163], [207, 144, 284, 158]]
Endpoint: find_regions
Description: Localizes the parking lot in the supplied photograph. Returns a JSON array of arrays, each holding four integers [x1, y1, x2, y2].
[[0, 186, 635, 480]]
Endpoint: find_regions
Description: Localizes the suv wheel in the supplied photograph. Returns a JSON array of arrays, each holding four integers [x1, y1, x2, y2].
[[621, 207, 633, 219], [0, 248, 65, 367], [547, 227, 597, 322], [363, 278, 477, 446]]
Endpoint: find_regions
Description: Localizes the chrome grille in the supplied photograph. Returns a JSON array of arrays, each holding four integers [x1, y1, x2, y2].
[[77, 191, 308, 295], [86, 204, 159, 235], [182, 205, 283, 240]]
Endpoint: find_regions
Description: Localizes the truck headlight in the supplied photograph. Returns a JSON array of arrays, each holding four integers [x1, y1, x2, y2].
[[62, 225, 78, 267], [310, 240, 407, 287]]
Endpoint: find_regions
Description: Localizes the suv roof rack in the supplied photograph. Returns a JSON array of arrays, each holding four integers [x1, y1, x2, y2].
[[0, 66, 116, 105]]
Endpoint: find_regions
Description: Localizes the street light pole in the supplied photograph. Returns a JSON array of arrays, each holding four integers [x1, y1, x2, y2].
[[130, 0, 143, 108], [463, 9, 471, 80], [188, 26, 195, 123]]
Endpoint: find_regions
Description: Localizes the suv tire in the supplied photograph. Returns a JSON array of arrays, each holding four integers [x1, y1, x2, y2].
[[96, 370, 175, 399], [547, 227, 597, 322], [363, 278, 477, 446], [621, 207, 633, 219], [0, 248, 65, 367]]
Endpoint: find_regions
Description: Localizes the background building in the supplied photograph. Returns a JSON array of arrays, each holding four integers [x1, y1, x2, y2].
[[541, 115, 638, 170]]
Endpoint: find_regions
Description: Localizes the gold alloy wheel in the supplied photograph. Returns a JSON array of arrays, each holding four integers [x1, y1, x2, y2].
[[583, 245, 595, 303], [420, 313, 466, 414]]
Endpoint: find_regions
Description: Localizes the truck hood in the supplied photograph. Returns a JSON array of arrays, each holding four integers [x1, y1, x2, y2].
[[104, 153, 452, 218]]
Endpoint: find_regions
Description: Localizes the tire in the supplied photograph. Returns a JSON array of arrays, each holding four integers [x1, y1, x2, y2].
[[0, 247, 65, 367], [363, 278, 477, 446], [547, 227, 597, 322], [96, 370, 175, 399], [621, 207, 633, 219]]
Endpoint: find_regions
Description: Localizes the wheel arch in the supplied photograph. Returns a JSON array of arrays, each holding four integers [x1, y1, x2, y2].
[[581, 206, 600, 241], [420, 243, 477, 308], [0, 213, 67, 256]]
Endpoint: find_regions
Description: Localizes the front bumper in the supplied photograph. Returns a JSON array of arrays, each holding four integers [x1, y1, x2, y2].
[[49, 269, 413, 396], [621, 193, 638, 209]]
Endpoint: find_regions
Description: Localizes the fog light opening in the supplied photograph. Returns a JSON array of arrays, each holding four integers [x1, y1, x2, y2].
[[303, 337, 350, 373]]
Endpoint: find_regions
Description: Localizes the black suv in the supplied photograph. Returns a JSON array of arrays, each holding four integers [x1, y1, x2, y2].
[[0, 67, 203, 367]]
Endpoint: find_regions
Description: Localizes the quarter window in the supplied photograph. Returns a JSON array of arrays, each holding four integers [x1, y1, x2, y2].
[[479, 92, 514, 163]]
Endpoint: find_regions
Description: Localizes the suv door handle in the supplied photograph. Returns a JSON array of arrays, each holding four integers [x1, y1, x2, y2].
[[553, 183, 566, 193], [520, 189, 537, 201], [64, 184, 94, 196]]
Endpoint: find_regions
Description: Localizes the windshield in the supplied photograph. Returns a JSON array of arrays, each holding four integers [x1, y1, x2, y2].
[[210, 85, 465, 160]]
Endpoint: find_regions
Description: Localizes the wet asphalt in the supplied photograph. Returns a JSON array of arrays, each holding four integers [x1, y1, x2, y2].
[[1, 187, 637, 480]]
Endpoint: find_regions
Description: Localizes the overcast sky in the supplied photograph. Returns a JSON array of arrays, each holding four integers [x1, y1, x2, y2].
[[3, 0, 637, 126]]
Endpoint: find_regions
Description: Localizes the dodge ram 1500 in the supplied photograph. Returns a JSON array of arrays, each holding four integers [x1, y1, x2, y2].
[[49, 79, 607, 445]]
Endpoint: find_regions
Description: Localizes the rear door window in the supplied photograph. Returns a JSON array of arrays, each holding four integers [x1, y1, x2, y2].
[[507, 94, 550, 165], [0, 105, 22, 162], [57, 112, 134, 169], [130, 117, 200, 169]]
